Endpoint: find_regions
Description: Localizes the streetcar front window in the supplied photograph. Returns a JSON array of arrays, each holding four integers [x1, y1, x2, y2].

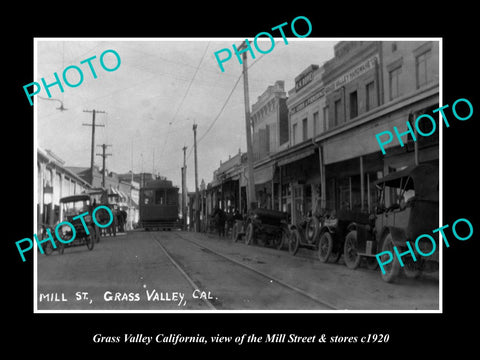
[[143, 190, 154, 205], [155, 189, 165, 205]]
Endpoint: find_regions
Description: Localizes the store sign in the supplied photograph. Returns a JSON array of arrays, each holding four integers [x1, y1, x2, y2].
[[324, 54, 379, 95], [295, 71, 314, 91], [291, 88, 325, 114], [290, 55, 379, 115]]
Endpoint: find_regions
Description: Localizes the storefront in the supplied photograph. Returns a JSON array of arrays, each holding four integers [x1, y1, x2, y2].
[[253, 162, 276, 210], [320, 91, 439, 213], [274, 144, 320, 224], [206, 152, 245, 221]]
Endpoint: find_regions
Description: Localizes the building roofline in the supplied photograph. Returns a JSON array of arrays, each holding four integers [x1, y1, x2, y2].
[[38, 147, 92, 188]]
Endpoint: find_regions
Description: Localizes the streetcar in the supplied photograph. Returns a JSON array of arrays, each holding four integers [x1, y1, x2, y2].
[[139, 178, 180, 230]]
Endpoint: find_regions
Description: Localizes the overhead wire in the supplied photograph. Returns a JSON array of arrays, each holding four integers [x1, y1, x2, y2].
[[169, 42, 211, 127], [185, 50, 268, 161], [188, 40, 331, 155], [158, 41, 211, 168]]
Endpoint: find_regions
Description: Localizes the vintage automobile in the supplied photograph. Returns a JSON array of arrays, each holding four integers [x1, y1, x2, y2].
[[44, 194, 101, 255], [288, 212, 323, 255], [242, 208, 290, 249], [343, 163, 439, 282], [315, 209, 371, 265]]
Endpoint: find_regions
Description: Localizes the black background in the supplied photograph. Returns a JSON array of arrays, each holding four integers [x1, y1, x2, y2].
[[6, 4, 478, 355]]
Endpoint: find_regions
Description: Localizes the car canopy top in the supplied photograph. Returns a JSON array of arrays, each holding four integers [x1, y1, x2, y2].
[[60, 194, 91, 203], [374, 163, 438, 202]]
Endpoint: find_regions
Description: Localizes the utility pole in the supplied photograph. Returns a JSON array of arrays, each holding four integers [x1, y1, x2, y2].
[[96, 144, 112, 188], [83, 109, 106, 185], [140, 153, 144, 188], [152, 148, 155, 178], [182, 145, 187, 231], [193, 123, 200, 232], [238, 40, 257, 211]]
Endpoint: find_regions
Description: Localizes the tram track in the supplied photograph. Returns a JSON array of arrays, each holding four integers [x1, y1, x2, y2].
[[151, 231, 339, 311], [151, 234, 217, 310]]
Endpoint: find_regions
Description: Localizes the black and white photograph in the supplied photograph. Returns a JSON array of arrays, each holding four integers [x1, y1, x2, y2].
[[7, 6, 479, 354], [34, 38, 441, 312]]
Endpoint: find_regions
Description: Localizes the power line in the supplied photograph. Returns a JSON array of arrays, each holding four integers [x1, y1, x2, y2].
[[185, 72, 242, 162], [185, 52, 268, 161], [199, 74, 242, 143], [159, 42, 210, 161], [121, 42, 245, 81], [169, 42, 210, 127]]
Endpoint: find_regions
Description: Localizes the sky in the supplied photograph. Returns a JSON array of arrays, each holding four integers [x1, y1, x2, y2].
[[36, 38, 336, 191]]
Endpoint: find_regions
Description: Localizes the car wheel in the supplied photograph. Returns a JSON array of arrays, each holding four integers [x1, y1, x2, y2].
[[380, 233, 401, 283], [344, 230, 361, 269], [289, 229, 300, 256], [85, 228, 95, 250], [317, 232, 333, 263], [306, 216, 320, 243]]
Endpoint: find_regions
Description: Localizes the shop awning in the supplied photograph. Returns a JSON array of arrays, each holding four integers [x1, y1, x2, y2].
[[218, 173, 240, 182], [254, 164, 275, 185], [277, 147, 315, 167], [209, 179, 221, 189], [210, 172, 241, 189], [129, 198, 139, 207], [118, 190, 129, 201]]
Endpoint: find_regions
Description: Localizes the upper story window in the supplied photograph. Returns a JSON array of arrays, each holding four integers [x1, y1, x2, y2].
[[416, 49, 432, 89], [292, 123, 297, 145], [389, 66, 402, 100], [334, 99, 342, 126], [323, 106, 329, 131], [349, 91, 358, 119], [366, 81, 376, 111], [313, 111, 319, 136], [302, 118, 308, 141]]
